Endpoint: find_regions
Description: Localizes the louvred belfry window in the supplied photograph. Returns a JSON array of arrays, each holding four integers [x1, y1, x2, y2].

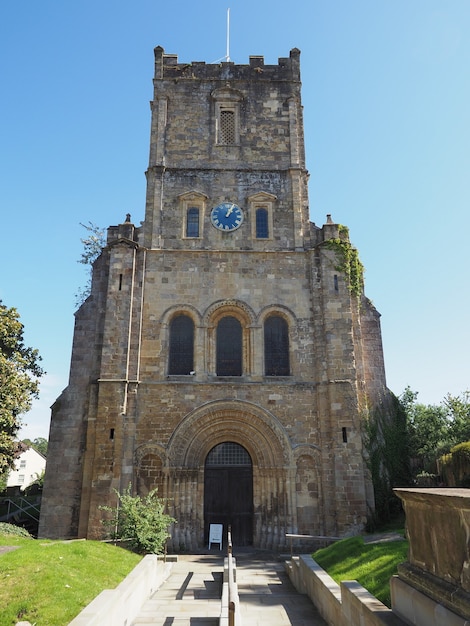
[[212, 86, 242, 146], [219, 110, 235, 144]]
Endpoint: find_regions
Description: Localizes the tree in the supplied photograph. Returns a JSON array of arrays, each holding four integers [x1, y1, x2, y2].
[[400, 387, 470, 478], [0, 471, 8, 494], [22, 437, 48, 457], [0, 302, 44, 473], [402, 387, 450, 473], [445, 391, 470, 445], [25, 469, 45, 494], [75, 221, 106, 307], [100, 485, 176, 554]]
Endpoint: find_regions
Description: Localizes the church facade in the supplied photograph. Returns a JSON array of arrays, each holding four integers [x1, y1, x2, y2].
[[39, 47, 388, 550]]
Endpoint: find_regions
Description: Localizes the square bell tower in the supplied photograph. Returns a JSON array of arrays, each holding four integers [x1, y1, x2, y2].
[[143, 47, 310, 252], [39, 47, 390, 551]]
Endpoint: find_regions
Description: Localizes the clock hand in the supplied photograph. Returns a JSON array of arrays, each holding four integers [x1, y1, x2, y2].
[[225, 204, 235, 217]]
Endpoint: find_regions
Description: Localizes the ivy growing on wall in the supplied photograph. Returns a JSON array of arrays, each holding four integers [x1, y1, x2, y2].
[[324, 225, 365, 299], [363, 394, 413, 528]]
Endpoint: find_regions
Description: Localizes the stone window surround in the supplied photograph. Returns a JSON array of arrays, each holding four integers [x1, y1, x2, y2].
[[248, 192, 276, 241], [179, 191, 207, 239], [211, 87, 243, 146]]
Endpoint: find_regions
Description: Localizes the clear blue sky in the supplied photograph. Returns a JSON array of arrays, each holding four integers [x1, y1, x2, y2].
[[1, 1, 469, 440]]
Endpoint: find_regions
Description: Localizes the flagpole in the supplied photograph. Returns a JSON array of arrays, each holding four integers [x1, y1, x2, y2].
[[226, 8, 230, 61]]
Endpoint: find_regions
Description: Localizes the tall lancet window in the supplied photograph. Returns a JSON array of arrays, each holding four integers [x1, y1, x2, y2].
[[264, 315, 290, 376], [216, 316, 242, 376], [186, 207, 200, 238], [255, 207, 269, 238], [168, 314, 194, 375]]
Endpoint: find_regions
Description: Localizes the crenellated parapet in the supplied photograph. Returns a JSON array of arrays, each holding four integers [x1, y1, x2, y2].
[[153, 46, 301, 82]]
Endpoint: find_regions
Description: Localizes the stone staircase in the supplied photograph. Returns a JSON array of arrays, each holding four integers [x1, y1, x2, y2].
[[131, 551, 326, 626]]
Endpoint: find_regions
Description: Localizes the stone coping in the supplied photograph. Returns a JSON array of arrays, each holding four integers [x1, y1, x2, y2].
[[68, 555, 172, 626], [287, 555, 407, 626]]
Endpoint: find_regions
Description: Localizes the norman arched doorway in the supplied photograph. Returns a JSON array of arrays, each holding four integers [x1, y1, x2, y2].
[[204, 442, 253, 546]]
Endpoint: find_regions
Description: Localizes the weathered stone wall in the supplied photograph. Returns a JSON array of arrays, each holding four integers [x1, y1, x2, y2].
[[38, 251, 110, 538], [61, 227, 378, 547]]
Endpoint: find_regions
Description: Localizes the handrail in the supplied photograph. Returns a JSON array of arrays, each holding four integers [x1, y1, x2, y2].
[[0, 497, 41, 524], [227, 528, 235, 626], [220, 526, 241, 626]]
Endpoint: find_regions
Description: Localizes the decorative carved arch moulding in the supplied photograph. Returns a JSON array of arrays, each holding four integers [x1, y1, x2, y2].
[[203, 299, 256, 326], [257, 303, 297, 326], [160, 304, 203, 326], [134, 442, 167, 467], [166, 399, 293, 469]]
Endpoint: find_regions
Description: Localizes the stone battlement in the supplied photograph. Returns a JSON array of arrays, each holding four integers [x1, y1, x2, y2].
[[154, 46, 301, 81]]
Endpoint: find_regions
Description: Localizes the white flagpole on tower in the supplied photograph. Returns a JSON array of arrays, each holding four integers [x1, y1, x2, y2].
[[226, 8, 230, 62], [212, 8, 232, 63]]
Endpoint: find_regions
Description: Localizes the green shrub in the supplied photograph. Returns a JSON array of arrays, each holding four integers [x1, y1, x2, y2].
[[450, 442, 470, 485], [100, 485, 175, 554], [415, 471, 438, 487], [438, 441, 470, 486], [438, 452, 453, 485], [0, 522, 32, 538]]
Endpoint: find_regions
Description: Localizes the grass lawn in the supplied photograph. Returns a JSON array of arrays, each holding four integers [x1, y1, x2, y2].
[[0, 533, 142, 625], [313, 533, 408, 607]]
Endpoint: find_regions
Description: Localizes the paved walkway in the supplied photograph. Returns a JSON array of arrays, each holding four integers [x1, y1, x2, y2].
[[132, 551, 327, 626]]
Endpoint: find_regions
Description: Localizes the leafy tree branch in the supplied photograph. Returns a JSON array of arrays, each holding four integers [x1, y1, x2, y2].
[[0, 302, 44, 473], [75, 221, 106, 308]]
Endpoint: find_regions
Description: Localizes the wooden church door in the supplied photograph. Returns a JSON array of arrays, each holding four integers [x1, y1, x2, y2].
[[204, 442, 253, 546]]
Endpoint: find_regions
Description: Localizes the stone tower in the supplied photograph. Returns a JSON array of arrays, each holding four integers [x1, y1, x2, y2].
[[39, 47, 389, 550]]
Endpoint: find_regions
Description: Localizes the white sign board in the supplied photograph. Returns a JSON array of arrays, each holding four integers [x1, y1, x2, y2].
[[208, 523, 223, 550]]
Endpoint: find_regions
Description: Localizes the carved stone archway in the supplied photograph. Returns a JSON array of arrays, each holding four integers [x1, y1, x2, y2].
[[165, 399, 294, 550]]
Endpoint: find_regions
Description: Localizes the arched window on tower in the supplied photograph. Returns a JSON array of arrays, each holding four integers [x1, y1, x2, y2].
[[264, 315, 290, 376], [216, 316, 242, 376], [255, 207, 269, 239], [168, 314, 194, 374]]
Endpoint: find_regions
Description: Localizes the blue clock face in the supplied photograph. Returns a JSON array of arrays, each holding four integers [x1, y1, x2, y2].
[[210, 202, 244, 232]]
